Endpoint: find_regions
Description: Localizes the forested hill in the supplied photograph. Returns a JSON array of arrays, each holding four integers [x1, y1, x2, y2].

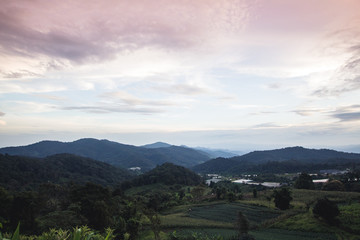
[[192, 157, 239, 173], [236, 146, 360, 164], [0, 138, 209, 171], [0, 153, 134, 190], [192, 146, 360, 174], [121, 162, 203, 190]]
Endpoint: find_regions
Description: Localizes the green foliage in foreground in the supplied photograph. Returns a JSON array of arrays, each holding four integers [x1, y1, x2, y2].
[[2, 179, 360, 240], [0, 225, 115, 240]]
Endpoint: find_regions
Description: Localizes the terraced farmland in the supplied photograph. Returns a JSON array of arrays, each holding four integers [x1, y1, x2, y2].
[[160, 201, 281, 229], [187, 202, 281, 226], [160, 201, 340, 240]]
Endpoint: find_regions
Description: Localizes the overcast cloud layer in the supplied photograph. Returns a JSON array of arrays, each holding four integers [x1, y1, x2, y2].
[[1, 0, 360, 150]]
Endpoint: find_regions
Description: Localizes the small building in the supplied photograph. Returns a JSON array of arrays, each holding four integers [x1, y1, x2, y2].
[[129, 167, 141, 171], [320, 169, 348, 175], [313, 179, 329, 183], [206, 178, 222, 185], [207, 174, 221, 179], [232, 179, 253, 184], [261, 182, 282, 188]]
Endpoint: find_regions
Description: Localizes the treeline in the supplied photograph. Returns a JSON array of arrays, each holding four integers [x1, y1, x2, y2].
[[242, 160, 359, 174], [294, 171, 360, 192]]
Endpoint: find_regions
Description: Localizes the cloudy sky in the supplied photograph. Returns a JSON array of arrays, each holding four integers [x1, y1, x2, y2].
[[0, 0, 360, 151]]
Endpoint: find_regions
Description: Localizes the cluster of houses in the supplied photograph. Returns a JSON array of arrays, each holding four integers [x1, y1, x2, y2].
[[232, 179, 284, 188], [205, 174, 285, 188], [205, 169, 350, 188]]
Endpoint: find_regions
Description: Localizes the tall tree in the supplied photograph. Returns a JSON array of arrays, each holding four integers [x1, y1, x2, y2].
[[294, 173, 314, 189], [273, 188, 292, 210], [235, 212, 255, 240]]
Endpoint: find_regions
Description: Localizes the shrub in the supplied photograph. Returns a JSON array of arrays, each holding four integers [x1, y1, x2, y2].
[[322, 180, 345, 191], [273, 188, 292, 210], [313, 197, 339, 225]]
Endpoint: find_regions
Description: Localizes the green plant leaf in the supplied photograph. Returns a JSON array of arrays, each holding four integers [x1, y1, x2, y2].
[[11, 223, 20, 240], [85, 233, 94, 240], [72, 228, 81, 240], [104, 232, 111, 240]]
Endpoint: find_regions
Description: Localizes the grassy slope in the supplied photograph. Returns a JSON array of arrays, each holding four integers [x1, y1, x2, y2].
[[239, 189, 360, 209], [269, 190, 360, 240], [251, 228, 337, 240], [160, 201, 281, 230], [158, 189, 360, 240]]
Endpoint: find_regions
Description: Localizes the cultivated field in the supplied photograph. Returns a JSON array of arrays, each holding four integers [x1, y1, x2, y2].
[[158, 189, 360, 240]]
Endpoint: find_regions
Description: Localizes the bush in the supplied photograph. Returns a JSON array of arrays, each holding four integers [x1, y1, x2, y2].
[[273, 188, 292, 210], [322, 180, 345, 191], [313, 198, 339, 224]]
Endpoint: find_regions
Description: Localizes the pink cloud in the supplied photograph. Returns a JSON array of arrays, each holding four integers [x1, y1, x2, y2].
[[0, 0, 251, 64], [249, 0, 360, 33]]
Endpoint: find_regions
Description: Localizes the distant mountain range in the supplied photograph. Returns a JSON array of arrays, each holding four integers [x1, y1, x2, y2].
[[142, 142, 240, 158], [0, 153, 134, 190], [334, 145, 360, 154], [192, 146, 360, 174], [141, 142, 172, 148], [193, 147, 240, 158], [0, 138, 209, 171], [3, 139, 360, 175]]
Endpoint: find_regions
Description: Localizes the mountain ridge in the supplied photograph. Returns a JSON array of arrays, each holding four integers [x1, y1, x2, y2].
[[141, 142, 172, 148], [0, 138, 209, 171], [192, 146, 360, 174]]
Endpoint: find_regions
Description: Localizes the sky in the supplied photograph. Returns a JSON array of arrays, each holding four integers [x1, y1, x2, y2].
[[0, 0, 360, 151]]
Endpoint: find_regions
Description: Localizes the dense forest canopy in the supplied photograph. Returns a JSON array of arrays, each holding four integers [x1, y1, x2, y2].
[[0, 153, 134, 191]]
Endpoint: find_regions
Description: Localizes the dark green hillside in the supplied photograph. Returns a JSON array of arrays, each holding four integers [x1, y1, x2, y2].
[[122, 163, 202, 189], [149, 146, 208, 166], [0, 153, 133, 190], [193, 147, 360, 174], [236, 146, 360, 164], [0, 140, 67, 158], [192, 157, 240, 173], [0, 138, 209, 171]]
